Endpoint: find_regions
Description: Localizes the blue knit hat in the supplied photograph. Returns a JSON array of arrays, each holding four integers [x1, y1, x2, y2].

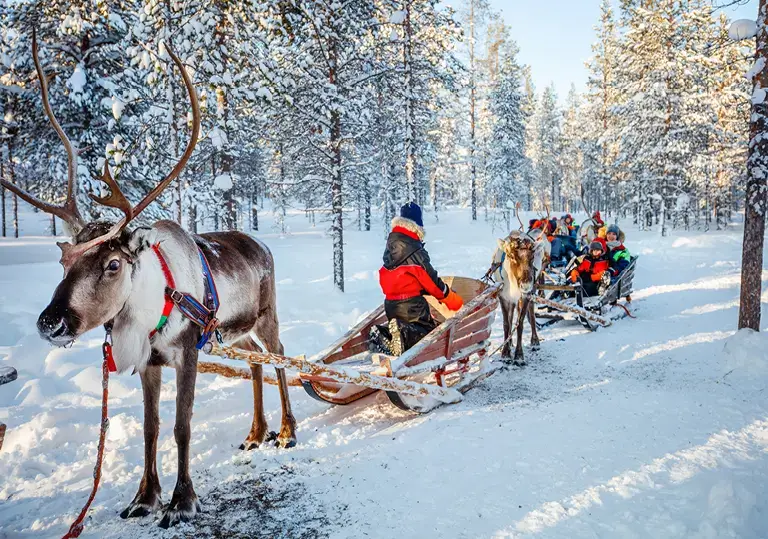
[[607, 224, 621, 236], [400, 202, 423, 227]]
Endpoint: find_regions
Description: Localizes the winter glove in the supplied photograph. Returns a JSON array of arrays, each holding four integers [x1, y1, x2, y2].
[[610, 268, 619, 277], [441, 289, 464, 312], [569, 270, 580, 283]]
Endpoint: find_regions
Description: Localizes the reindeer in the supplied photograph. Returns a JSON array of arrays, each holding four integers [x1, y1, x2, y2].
[[1, 35, 296, 528], [490, 208, 550, 364]]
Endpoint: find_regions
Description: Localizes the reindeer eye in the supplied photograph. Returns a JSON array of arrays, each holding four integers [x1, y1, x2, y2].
[[106, 259, 121, 272]]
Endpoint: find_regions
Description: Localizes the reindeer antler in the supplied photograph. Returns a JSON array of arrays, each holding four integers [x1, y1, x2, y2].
[[515, 202, 524, 232], [90, 163, 133, 223], [0, 29, 85, 233], [58, 42, 201, 269]]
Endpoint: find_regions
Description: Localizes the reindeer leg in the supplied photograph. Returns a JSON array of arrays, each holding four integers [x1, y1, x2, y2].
[[255, 308, 296, 449], [501, 299, 515, 360], [159, 348, 200, 529], [234, 337, 270, 450], [528, 299, 540, 349], [121, 364, 162, 519], [514, 298, 529, 365]]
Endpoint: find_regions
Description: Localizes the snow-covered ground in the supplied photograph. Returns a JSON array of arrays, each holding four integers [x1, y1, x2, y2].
[[1, 205, 768, 538]]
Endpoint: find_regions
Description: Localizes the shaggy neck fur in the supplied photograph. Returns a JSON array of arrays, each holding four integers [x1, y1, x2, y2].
[[391, 216, 425, 240], [112, 222, 204, 372], [496, 234, 550, 303]]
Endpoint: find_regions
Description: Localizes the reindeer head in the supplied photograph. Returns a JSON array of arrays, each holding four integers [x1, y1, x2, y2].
[[497, 231, 542, 296], [1, 33, 200, 347]]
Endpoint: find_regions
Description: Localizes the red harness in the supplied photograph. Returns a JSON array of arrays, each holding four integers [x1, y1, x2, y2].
[[149, 244, 177, 340]]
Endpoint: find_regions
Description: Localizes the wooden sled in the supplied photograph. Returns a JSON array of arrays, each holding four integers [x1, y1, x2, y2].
[[200, 277, 501, 414], [535, 256, 638, 331], [298, 276, 502, 413]]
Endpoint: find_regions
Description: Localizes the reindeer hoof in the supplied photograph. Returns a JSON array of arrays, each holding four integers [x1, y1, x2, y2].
[[239, 428, 272, 450], [158, 496, 200, 529], [275, 435, 297, 449], [120, 490, 162, 519]]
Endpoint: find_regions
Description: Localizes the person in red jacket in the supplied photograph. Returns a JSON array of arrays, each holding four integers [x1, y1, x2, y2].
[[570, 241, 612, 296], [371, 202, 463, 355]]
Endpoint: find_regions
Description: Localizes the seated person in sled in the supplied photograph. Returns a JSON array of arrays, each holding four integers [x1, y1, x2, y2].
[[370, 202, 464, 356], [605, 224, 631, 278], [550, 214, 580, 266], [569, 241, 614, 297]]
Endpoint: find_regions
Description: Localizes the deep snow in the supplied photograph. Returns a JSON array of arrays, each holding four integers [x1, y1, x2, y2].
[[1, 205, 768, 539]]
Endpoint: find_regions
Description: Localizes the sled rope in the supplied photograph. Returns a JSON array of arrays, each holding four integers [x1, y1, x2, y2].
[[62, 327, 112, 539]]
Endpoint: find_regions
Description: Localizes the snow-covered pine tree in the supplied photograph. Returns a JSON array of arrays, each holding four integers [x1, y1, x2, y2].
[[255, 0, 383, 292], [709, 13, 750, 230], [521, 67, 537, 211], [2, 0, 143, 231], [463, 0, 490, 221], [487, 42, 526, 230], [559, 85, 583, 212], [582, 0, 619, 218], [530, 84, 561, 212]]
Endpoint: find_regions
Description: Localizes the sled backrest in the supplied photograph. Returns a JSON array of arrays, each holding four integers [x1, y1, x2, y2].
[[426, 276, 488, 324]]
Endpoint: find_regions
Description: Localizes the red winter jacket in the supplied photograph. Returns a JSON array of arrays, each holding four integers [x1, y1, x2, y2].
[[570, 254, 610, 283], [378, 218, 449, 301]]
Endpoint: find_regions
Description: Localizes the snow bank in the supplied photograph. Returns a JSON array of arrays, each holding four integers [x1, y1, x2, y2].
[[2, 206, 768, 537], [722, 329, 768, 387]]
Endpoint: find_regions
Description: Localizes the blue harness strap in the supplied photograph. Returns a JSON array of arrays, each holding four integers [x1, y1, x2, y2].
[[163, 246, 222, 349]]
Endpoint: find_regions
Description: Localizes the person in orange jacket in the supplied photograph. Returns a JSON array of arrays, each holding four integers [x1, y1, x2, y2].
[[371, 202, 463, 355], [570, 241, 613, 296]]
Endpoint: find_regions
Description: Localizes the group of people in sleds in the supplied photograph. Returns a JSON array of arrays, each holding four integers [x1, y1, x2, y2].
[[529, 211, 632, 297], [369, 202, 632, 357]]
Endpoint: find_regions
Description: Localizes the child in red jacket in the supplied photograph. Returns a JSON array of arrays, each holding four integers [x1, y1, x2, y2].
[[371, 202, 463, 355], [570, 241, 612, 296]]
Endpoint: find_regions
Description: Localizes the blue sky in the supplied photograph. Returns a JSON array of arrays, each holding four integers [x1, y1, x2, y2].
[[487, 0, 758, 100]]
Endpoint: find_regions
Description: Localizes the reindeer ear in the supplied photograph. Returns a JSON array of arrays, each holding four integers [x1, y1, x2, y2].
[[497, 238, 506, 251], [127, 227, 157, 256]]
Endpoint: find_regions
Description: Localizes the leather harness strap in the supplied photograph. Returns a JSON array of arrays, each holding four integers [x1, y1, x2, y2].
[[149, 243, 221, 349]]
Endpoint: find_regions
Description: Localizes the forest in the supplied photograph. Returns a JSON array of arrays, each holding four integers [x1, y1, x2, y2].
[[0, 0, 752, 290]]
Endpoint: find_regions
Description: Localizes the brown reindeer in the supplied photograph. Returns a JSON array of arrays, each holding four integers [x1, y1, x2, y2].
[[491, 229, 550, 364], [1, 34, 296, 528]]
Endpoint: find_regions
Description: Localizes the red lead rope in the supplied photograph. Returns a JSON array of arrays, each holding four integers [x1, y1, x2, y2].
[[61, 335, 112, 538]]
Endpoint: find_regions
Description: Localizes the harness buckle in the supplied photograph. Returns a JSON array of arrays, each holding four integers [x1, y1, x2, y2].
[[169, 289, 184, 304]]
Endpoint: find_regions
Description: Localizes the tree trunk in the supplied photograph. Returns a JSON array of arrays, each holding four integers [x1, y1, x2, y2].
[[739, 0, 768, 331], [1, 155, 5, 237], [469, 0, 477, 221], [331, 111, 344, 292], [8, 140, 18, 238], [189, 203, 198, 233], [403, 0, 416, 202], [364, 174, 371, 231], [251, 188, 259, 231]]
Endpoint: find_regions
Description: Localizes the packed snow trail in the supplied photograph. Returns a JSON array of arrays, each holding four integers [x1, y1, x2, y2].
[[1, 208, 767, 538]]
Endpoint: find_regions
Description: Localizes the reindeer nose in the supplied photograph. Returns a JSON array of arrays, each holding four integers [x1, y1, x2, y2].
[[37, 307, 73, 344]]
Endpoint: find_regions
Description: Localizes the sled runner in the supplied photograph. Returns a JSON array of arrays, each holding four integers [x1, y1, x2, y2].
[[534, 256, 638, 331]]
